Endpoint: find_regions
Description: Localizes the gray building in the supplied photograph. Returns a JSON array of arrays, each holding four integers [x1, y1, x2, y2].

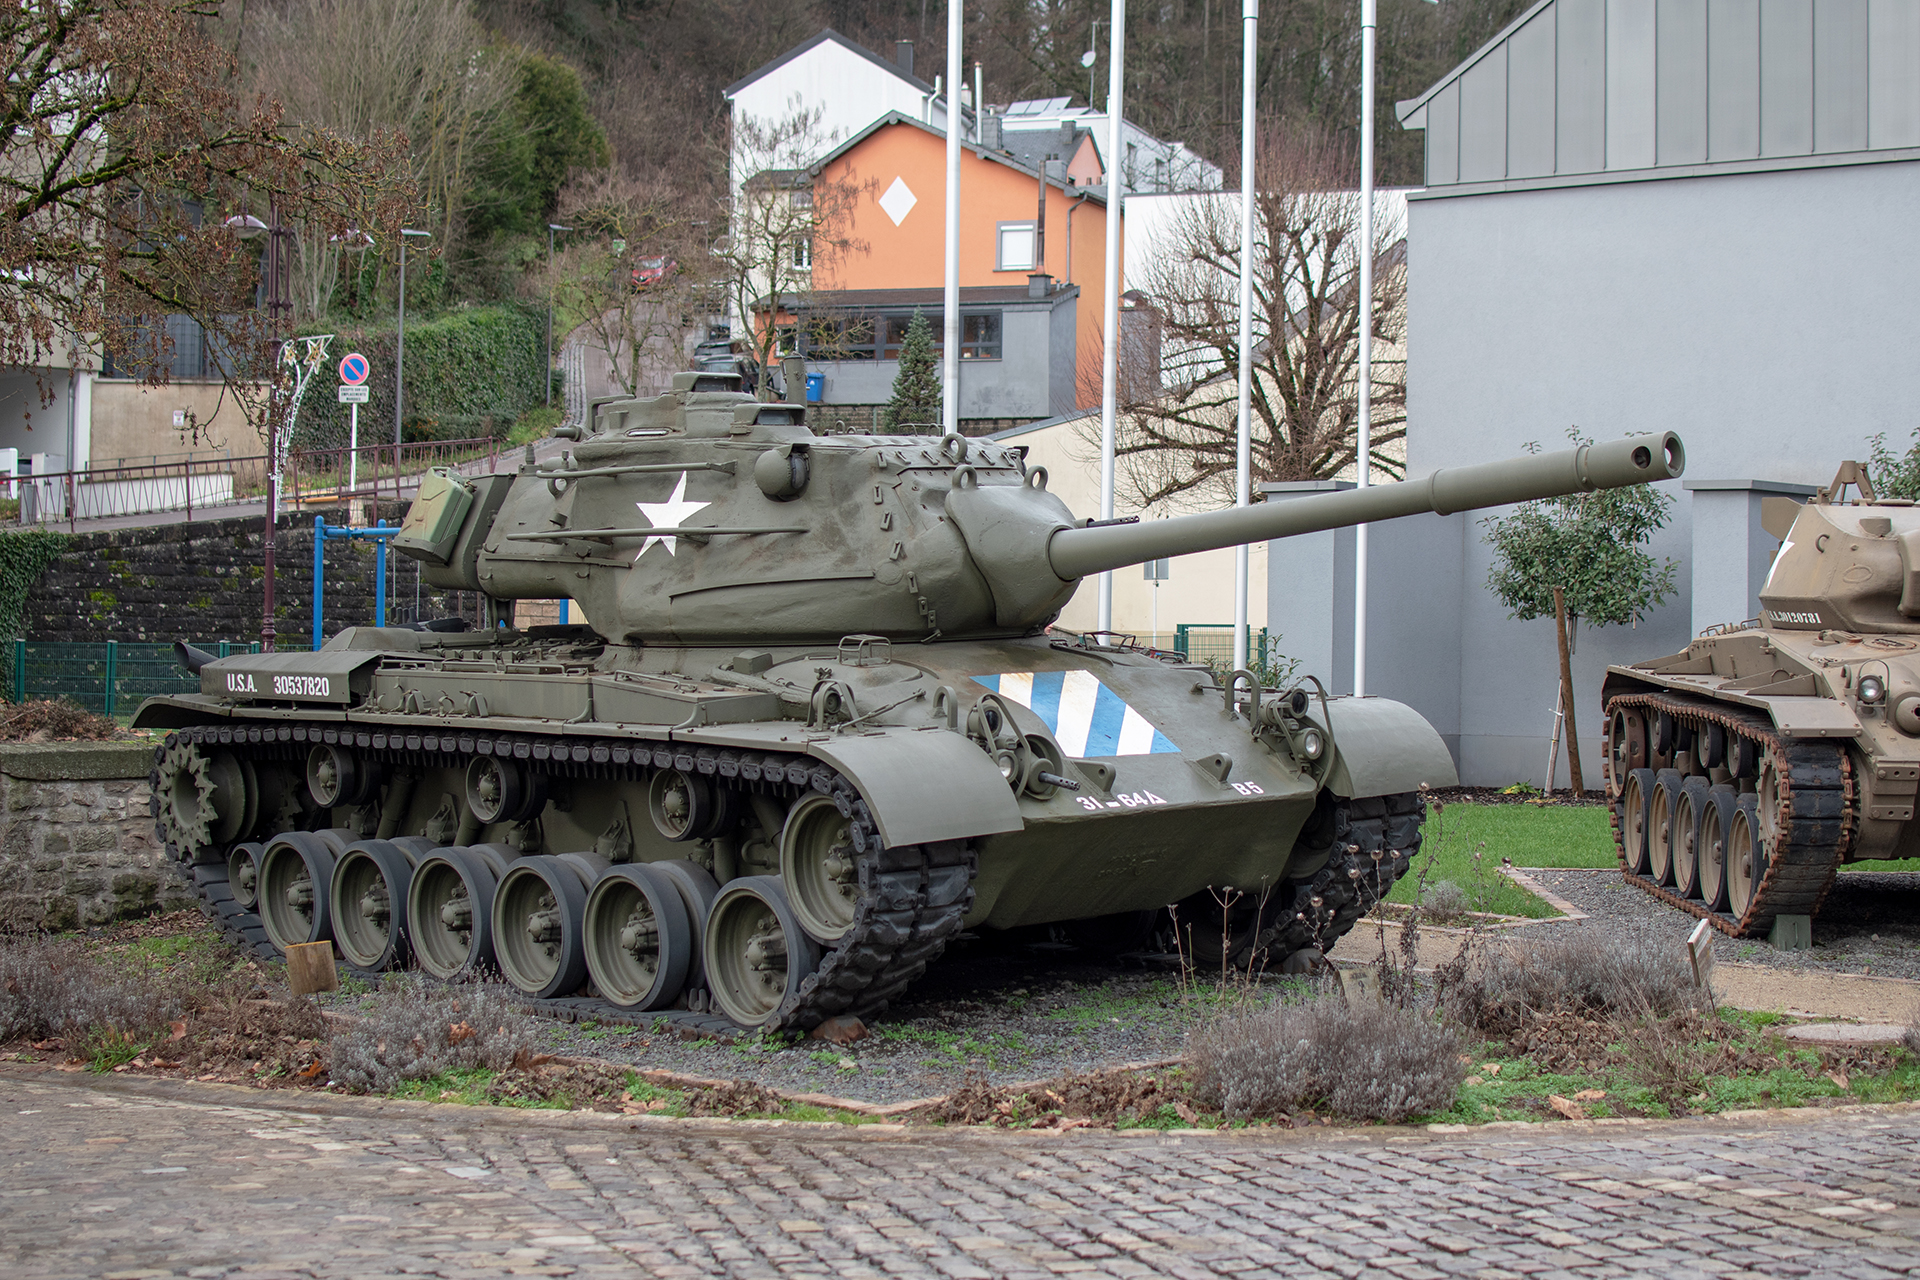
[[1268, 0, 1920, 787], [800, 283, 1080, 427]]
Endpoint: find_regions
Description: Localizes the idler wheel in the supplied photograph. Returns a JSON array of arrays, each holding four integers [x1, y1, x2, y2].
[[1648, 770, 1684, 886], [1607, 707, 1646, 797], [257, 832, 339, 952], [328, 839, 417, 972], [227, 841, 265, 910], [1727, 794, 1766, 918], [1697, 785, 1738, 913], [704, 876, 821, 1029], [1672, 777, 1711, 899], [492, 853, 605, 999], [407, 846, 510, 979], [583, 863, 694, 1010], [1619, 768, 1656, 876], [779, 793, 862, 944]]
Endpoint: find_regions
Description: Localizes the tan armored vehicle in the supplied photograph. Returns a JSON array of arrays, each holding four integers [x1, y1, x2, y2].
[[136, 371, 1684, 1030], [1604, 462, 1917, 942]]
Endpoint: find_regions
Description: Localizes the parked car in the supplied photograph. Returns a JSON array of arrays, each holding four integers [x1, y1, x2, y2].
[[631, 256, 674, 290]]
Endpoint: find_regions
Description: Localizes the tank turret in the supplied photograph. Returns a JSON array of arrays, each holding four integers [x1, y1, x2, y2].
[[399, 370, 1684, 644]]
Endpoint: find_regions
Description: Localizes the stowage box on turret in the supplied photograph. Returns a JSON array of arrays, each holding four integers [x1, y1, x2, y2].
[[1603, 462, 1920, 941], [138, 372, 1684, 1030]]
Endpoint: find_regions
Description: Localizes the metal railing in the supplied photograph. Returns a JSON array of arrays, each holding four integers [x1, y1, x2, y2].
[[1173, 624, 1275, 672], [11, 639, 313, 716], [4, 437, 498, 528]]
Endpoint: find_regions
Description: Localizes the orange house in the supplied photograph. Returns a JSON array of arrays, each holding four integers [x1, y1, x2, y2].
[[765, 113, 1121, 428]]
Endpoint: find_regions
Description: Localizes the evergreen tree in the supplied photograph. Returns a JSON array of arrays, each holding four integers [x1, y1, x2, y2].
[[884, 312, 942, 433]]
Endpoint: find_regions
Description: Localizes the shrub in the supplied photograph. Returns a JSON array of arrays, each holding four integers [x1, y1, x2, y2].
[[1188, 991, 1465, 1122], [0, 936, 178, 1042], [329, 974, 540, 1093], [1418, 881, 1471, 924], [1441, 928, 1701, 1035]]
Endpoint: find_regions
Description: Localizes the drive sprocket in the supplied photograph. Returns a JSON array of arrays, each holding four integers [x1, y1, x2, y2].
[[154, 740, 217, 860]]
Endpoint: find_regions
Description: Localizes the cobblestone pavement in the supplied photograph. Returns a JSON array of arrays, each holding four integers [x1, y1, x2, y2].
[[8, 1069, 1920, 1280]]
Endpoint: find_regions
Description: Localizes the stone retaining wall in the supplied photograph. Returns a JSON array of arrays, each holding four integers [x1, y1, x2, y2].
[[0, 741, 191, 932]]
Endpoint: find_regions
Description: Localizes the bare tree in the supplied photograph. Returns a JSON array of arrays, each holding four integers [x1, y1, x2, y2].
[[544, 168, 709, 400], [712, 102, 875, 396], [0, 0, 411, 389], [1103, 122, 1406, 510], [242, 0, 515, 320]]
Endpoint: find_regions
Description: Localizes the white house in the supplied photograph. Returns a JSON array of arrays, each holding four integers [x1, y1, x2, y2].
[[724, 30, 970, 193]]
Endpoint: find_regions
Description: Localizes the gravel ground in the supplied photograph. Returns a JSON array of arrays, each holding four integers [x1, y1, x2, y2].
[[532, 940, 1289, 1106], [1523, 866, 1920, 980]]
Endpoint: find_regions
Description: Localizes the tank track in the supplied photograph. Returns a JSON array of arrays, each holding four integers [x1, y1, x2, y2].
[[151, 720, 976, 1033], [1254, 793, 1423, 959], [1603, 690, 1854, 937]]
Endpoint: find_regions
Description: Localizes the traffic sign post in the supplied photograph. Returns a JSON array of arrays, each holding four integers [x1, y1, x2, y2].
[[337, 353, 369, 491]]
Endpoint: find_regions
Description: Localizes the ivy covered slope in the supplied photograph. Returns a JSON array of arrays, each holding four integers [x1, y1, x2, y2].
[[297, 306, 546, 446], [0, 531, 68, 644]]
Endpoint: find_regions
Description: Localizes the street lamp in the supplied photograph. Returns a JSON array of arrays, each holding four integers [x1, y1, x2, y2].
[[394, 228, 431, 446], [546, 223, 572, 408]]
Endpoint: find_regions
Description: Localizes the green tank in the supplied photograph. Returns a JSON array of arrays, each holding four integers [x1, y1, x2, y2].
[[137, 372, 1684, 1030], [1603, 461, 1917, 942]]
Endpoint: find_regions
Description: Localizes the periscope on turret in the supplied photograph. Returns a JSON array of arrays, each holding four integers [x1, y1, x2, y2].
[[136, 371, 1684, 1031]]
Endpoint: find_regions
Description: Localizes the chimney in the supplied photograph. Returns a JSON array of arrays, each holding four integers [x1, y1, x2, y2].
[[895, 40, 914, 77], [1027, 273, 1052, 298], [980, 112, 1002, 150]]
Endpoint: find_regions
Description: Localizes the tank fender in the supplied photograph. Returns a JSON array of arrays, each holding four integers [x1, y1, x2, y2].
[[1322, 697, 1458, 799], [805, 728, 1025, 848]]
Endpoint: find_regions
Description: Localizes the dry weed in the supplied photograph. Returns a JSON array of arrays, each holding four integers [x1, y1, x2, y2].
[[1441, 928, 1702, 1035], [921, 1068, 1194, 1128], [1189, 990, 1464, 1122], [0, 699, 124, 742], [329, 974, 539, 1093], [0, 935, 179, 1042]]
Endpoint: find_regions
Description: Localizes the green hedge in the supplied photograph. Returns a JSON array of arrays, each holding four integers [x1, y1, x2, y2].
[[296, 305, 545, 446]]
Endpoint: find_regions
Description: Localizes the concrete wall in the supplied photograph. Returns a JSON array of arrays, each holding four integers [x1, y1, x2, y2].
[[0, 742, 190, 931], [1389, 156, 1920, 786], [89, 379, 256, 467]]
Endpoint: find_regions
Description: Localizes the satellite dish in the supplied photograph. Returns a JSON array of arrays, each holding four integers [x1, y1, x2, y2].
[[1081, 49, 1096, 68]]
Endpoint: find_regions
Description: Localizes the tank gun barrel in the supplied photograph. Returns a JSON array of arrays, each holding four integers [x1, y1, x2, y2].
[[1045, 432, 1686, 581]]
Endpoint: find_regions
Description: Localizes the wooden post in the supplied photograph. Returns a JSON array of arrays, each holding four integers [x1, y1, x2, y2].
[[1553, 586, 1585, 796], [285, 940, 340, 996]]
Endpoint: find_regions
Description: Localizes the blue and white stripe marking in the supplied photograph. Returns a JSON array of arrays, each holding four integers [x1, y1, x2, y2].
[[973, 670, 1179, 757]]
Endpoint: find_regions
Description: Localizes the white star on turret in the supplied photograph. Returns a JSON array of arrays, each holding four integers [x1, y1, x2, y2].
[[635, 472, 711, 557]]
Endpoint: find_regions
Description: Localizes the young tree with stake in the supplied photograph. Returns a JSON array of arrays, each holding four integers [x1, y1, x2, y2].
[[1482, 434, 1678, 794]]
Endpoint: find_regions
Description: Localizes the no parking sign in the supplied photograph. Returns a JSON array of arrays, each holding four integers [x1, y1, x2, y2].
[[338, 352, 369, 385]]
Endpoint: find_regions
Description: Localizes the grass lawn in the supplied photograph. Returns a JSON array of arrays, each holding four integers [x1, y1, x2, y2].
[[1386, 801, 1618, 918]]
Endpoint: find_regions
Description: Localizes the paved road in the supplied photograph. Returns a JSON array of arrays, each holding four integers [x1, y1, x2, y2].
[[6, 1069, 1920, 1279]]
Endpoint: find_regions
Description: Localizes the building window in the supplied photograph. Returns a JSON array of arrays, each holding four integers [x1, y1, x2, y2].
[[796, 310, 1002, 361], [790, 239, 811, 270], [996, 222, 1036, 272]]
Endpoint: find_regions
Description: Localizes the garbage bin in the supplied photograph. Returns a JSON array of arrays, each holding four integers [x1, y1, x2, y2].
[[805, 371, 825, 403]]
